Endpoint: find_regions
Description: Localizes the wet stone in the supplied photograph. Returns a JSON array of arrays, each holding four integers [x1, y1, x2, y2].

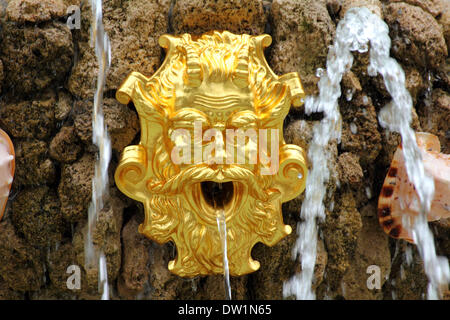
[[384, 2, 448, 71], [55, 90, 73, 121], [340, 94, 382, 165], [0, 60, 4, 95], [339, 0, 382, 19], [73, 98, 139, 153], [0, 21, 73, 96], [321, 191, 363, 288], [47, 242, 79, 295], [417, 89, 450, 154], [50, 126, 83, 163], [0, 220, 45, 292], [171, 0, 267, 35], [0, 92, 56, 140], [118, 213, 151, 298], [14, 139, 56, 186], [72, 196, 124, 293], [12, 186, 65, 247], [6, 0, 66, 23], [338, 152, 364, 186], [270, 0, 336, 95], [388, 0, 447, 18], [58, 152, 94, 222], [337, 214, 391, 300], [68, 0, 170, 99]]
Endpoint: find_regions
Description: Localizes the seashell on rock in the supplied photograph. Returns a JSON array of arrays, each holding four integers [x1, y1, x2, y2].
[[378, 132, 450, 242], [0, 128, 15, 221]]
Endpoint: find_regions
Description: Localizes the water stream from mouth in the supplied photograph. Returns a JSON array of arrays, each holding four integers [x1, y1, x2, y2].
[[85, 0, 112, 300], [284, 7, 449, 300], [213, 181, 232, 300], [216, 208, 232, 300]]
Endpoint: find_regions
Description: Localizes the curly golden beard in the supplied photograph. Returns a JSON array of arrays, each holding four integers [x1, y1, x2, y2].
[[140, 166, 291, 277]]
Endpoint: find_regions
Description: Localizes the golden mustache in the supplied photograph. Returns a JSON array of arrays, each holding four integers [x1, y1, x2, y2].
[[148, 164, 268, 201]]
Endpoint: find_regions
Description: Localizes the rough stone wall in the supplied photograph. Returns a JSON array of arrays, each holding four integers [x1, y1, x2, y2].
[[0, 0, 448, 300]]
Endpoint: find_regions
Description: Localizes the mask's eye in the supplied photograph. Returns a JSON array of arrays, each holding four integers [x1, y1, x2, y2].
[[170, 108, 210, 130], [227, 110, 258, 130]]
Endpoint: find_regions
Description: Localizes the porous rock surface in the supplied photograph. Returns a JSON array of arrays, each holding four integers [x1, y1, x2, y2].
[[270, 0, 336, 95], [68, 0, 170, 99], [171, 0, 268, 35], [384, 2, 447, 71], [6, 0, 66, 23], [0, 21, 73, 96], [0, 0, 448, 300]]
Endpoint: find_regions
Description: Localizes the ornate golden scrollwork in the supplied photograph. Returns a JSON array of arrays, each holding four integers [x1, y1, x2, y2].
[[115, 31, 308, 277]]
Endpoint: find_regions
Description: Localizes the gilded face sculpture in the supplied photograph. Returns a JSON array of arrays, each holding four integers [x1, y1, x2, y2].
[[115, 31, 307, 277]]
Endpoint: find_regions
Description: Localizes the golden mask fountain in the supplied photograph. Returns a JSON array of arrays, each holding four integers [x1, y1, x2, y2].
[[115, 31, 308, 277]]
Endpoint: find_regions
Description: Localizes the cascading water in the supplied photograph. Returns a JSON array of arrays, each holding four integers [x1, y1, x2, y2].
[[284, 7, 449, 300], [216, 209, 232, 300], [212, 181, 232, 299], [376, 76, 449, 299], [99, 252, 109, 300], [84, 0, 112, 300]]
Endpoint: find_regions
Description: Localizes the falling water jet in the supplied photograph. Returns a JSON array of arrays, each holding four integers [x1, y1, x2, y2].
[[364, 8, 449, 298], [216, 209, 232, 300], [99, 252, 109, 300], [283, 2, 352, 298], [212, 182, 232, 300], [284, 6, 449, 300], [84, 0, 112, 300]]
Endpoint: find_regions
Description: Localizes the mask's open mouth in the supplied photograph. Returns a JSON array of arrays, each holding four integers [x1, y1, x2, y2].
[[187, 180, 246, 225], [200, 181, 234, 209]]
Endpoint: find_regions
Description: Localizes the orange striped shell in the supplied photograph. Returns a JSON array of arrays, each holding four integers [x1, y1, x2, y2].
[[378, 132, 450, 242], [0, 128, 15, 221]]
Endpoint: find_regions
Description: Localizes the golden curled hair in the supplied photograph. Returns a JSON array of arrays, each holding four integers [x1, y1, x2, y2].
[[138, 31, 291, 122]]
